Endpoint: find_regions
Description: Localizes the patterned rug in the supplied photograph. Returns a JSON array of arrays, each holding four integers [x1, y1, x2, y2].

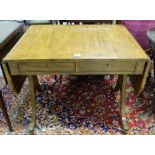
[[0, 74, 155, 135]]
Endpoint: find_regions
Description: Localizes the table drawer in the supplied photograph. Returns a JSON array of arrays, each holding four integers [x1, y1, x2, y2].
[[46, 62, 75, 72], [18, 62, 46, 72], [78, 60, 136, 73], [18, 62, 75, 73]]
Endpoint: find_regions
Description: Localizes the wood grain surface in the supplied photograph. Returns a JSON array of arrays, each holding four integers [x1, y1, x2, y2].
[[3, 25, 149, 61]]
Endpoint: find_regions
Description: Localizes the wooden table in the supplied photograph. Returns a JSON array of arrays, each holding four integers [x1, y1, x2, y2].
[[2, 25, 150, 134], [0, 21, 24, 131]]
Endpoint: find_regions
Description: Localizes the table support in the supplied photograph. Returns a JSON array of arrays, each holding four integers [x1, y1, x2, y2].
[[120, 75, 129, 131], [0, 90, 13, 132], [54, 75, 62, 84], [114, 75, 122, 91], [112, 75, 129, 131], [34, 75, 42, 92], [28, 75, 36, 134], [0, 64, 8, 85]]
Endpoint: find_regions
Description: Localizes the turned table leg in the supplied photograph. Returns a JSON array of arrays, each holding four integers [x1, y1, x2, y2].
[[28, 75, 36, 134], [120, 75, 129, 131], [0, 90, 13, 132]]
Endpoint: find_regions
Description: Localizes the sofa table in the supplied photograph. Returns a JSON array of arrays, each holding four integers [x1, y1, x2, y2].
[[0, 21, 24, 131], [2, 25, 150, 134]]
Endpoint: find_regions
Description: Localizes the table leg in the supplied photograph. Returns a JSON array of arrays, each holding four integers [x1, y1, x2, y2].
[[34, 75, 42, 92], [120, 75, 129, 131], [0, 64, 8, 85], [60, 75, 62, 84], [113, 75, 123, 91], [28, 75, 36, 134], [54, 75, 62, 84], [0, 90, 13, 132], [54, 75, 58, 82]]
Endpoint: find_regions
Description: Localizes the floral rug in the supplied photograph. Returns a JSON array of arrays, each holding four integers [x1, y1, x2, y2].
[[0, 74, 155, 135]]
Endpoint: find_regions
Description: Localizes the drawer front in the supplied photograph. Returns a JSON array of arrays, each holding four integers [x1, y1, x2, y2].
[[46, 62, 75, 72], [18, 62, 75, 73], [18, 63, 46, 72], [78, 60, 136, 73]]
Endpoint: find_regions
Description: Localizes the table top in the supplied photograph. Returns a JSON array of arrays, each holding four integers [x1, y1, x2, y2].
[[0, 21, 23, 45], [4, 24, 149, 62]]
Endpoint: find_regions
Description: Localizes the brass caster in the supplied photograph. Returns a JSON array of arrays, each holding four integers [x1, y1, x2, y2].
[[122, 117, 129, 132], [28, 123, 35, 135]]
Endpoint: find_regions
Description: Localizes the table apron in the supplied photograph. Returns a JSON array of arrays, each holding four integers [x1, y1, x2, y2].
[[7, 60, 146, 75]]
